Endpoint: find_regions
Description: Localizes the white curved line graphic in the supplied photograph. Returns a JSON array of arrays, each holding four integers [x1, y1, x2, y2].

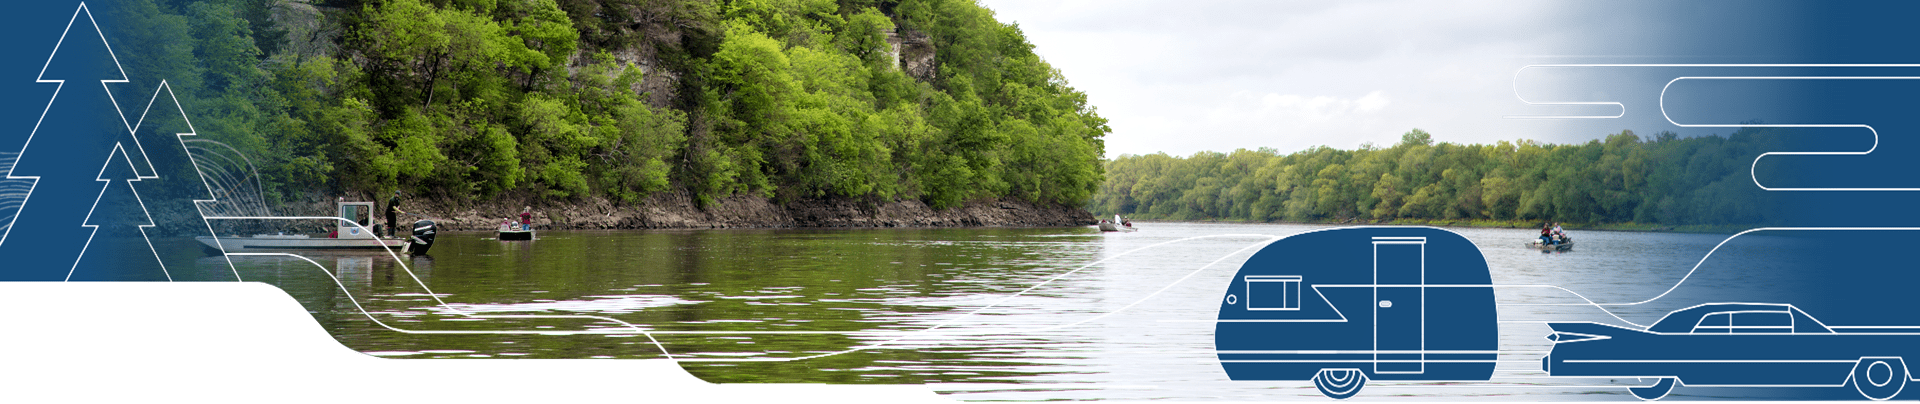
[[1503, 227, 1920, 329], [203, 220, 1286, 362], [1505, 65, 1625, 119], [1657, 76, 1920, 191]]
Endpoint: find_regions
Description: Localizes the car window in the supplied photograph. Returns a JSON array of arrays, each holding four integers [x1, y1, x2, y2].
[[1732, 311, 1793, 333], [1791, 308, 1834, 333], [1693, 312, 1732, 333]]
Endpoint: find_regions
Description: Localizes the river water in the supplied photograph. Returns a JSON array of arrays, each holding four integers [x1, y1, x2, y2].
[[154, 222, 1770, 401]]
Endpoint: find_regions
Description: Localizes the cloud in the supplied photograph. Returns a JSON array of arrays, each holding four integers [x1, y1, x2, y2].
[[976, 0, 1572, 158], [1210, 90, 1390, 125]]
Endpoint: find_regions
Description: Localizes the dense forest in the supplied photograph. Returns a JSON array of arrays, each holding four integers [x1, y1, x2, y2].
[[1092, 129, 1784, 227], [89, 0, 1780, 229], [105, 0, 1107, 210]]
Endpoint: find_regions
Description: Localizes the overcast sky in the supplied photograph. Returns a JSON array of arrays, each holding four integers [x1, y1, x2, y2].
[[971, 0, 1663, 158]]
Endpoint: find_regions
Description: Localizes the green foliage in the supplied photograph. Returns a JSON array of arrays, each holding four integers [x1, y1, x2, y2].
[[678, 0, 1106, 208], [1094, 129, 1782, 227], [106, 0, 1104, 211]]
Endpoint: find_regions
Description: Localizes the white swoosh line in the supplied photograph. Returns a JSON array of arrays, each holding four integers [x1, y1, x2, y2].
[[1658, 76, 1920, 191]]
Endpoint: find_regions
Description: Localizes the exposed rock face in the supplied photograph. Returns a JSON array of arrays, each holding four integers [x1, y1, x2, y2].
[[892, 28, 937, 81], [272, 1, 332, 59], [403, 192, 1094, 231]]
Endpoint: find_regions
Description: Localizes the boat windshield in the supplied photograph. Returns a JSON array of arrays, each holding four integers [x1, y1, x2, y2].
[[339, 204, 370, 228]]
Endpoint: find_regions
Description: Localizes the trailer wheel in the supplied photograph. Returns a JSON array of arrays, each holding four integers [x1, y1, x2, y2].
[[1312, 368, 1366, 400], [1852, 357, 1907, 401], [1627, 377, 1675, 401]]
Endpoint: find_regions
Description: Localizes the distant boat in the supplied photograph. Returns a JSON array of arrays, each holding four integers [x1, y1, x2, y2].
[[1526, 240, 1573, 252], [497, 227, 534, 240], [198, 200, 427, 254], [1098, 215, 1137, 232]]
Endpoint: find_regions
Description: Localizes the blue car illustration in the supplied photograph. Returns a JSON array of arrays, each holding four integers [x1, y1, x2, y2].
[[1216, 227, 1498, 399], [1544, 303, 1919, 400]]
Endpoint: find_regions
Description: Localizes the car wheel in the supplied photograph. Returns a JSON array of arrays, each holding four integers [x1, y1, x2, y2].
[[1312, 368, 1366, 400], [1627, 377, 1675, 401], [1852, 357, 1908, 401]]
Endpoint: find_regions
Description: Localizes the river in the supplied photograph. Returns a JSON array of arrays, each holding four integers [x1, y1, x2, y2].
[[153, 222, 1777, 401]]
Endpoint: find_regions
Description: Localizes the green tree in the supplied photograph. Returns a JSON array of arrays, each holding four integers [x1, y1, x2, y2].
[[1094, 128, 1786, 227]]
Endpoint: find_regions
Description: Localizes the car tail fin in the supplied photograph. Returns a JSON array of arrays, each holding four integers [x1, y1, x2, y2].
[[1545, 322, 1643, 343], [1545, 331, 1609, 343]]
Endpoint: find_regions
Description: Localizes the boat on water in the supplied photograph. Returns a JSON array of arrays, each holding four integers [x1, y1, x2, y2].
[[197, 233, 404, 251], [1526, 240, 1573, 252], [1098, 215, 1137, 232], [497, 228, 534, 240], [197, 200, 436, 254], [1528, 224, 1573, 252], [498, 207, 536, 240]]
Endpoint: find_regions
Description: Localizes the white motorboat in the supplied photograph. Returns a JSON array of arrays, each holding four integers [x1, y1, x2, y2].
[[197, 200, 425, 254]]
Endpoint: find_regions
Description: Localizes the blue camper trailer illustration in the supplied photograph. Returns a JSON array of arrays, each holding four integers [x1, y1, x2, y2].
[[1216, 227, 1498, 399]]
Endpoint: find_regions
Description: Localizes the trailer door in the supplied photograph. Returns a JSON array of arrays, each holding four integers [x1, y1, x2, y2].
[[1374, 237, 1425, 374]]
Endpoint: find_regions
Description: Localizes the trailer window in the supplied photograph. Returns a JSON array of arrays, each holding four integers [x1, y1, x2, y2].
[[1245, 275, 1302, 311]]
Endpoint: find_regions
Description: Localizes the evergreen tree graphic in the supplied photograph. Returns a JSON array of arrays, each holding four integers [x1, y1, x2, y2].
[[0, 3, 143, 280], [70, 143, 167, 281], [131, 81, 237, 281]]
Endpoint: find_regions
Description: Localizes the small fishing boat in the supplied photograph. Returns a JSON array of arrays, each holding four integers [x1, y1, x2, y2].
[[1526, 240, 1573, 252], [498, 207, 536, 240], [1098, 215, 1137, 232], [197, 201, 433, 254], [497, 227, 534, 240]]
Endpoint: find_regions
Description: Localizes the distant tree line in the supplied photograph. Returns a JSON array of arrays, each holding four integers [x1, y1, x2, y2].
[[1092, 128, 1785, 226], [107, 0, 1107, 209]]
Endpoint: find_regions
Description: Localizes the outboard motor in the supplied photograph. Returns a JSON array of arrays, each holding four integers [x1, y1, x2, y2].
[[408, 219, 437, 255]]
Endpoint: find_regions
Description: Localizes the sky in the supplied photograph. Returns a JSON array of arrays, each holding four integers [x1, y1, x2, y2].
[[968, 0, 1730, 158]]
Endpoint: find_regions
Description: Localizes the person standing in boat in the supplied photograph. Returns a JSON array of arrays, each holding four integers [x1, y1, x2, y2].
[[519, 206, 533, 231], [386, 190, 405, 238]]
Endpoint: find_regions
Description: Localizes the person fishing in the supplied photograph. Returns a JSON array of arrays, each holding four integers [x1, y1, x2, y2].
[[386, 190, 404, 238], [1539, 222, 1555, 245], [519, 206, 533, 231], [1551, 222, 1569, 244]]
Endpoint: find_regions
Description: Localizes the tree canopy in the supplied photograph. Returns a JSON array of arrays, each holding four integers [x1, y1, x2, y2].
[[107, 0, 1108, 210], [1092, 129, 1783, 227]]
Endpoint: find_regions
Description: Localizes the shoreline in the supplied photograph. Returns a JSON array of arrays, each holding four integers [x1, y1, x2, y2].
[[1111, 218, 1748, 234], [170, 190, 1745, 236], [163, 192, 1096, 238], [401, 191, 1096, 232]]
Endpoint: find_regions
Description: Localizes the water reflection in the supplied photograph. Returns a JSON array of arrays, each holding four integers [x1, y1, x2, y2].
[[152, 224, 1776, 400]]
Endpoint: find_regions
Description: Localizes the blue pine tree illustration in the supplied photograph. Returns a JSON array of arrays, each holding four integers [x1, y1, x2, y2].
[[0, 4, 139, 280], [70, 143, 168, 281]]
